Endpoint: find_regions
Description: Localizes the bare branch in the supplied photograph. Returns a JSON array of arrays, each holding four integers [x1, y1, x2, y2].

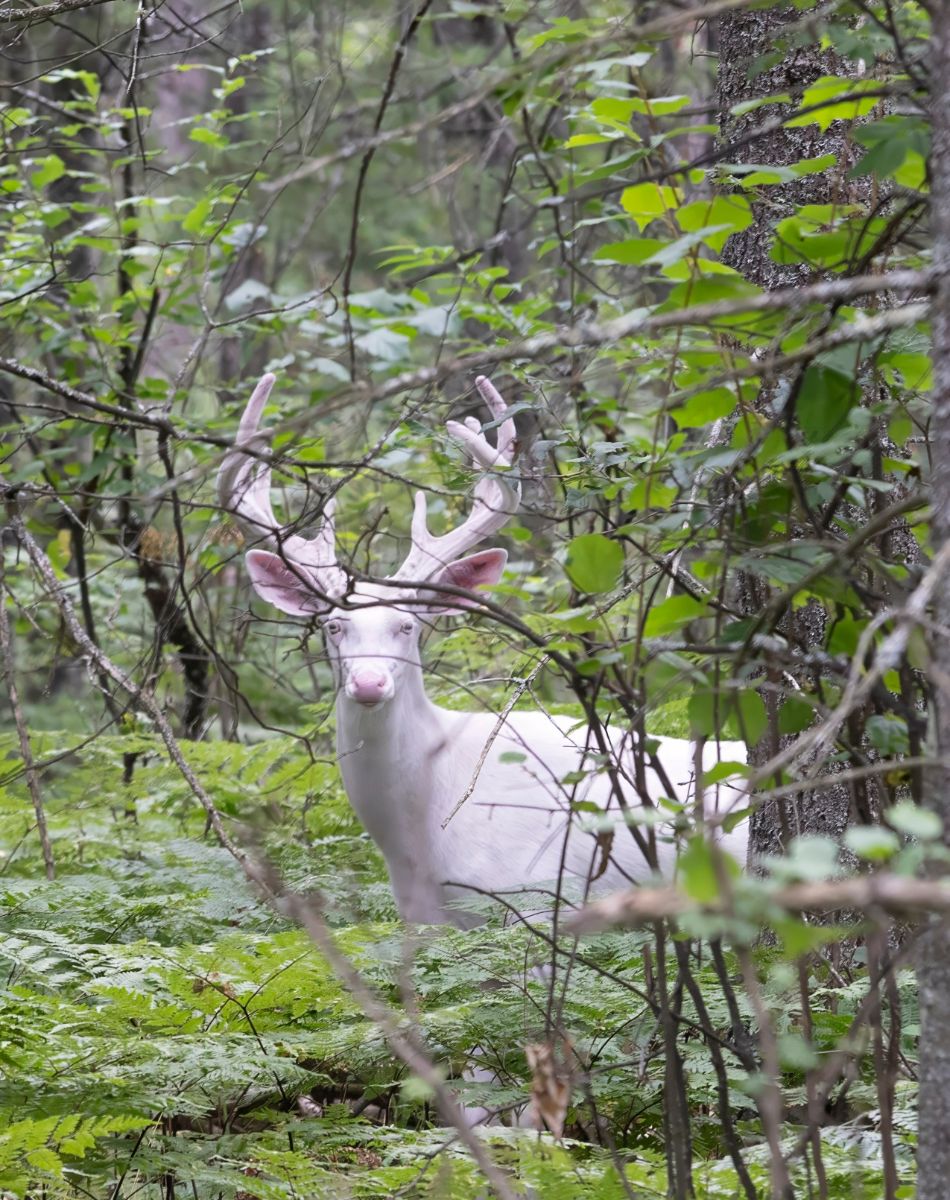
[[270, 873, 522, 1200], [0, 573, 55, 879], [0, 0, 117, 24], [1, 269, 932, 452], [8, 512, 254, 878], [263, 89, 496, 192], [747, 539, 950, 789], [568, 876, 950, 934]]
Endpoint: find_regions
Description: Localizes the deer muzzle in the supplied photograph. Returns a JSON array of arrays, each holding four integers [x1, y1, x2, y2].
[[346, 666, 395, 707]]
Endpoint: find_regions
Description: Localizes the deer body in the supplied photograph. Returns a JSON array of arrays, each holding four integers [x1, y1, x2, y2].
[[220, 373, 749, 930], [337, 689, 747, 925]]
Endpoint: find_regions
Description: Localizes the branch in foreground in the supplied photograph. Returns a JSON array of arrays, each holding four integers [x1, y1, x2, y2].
[[0, 0, 116, 22], [0, 573, 55, 879], [747, 538, 950, 790], [567, 875, 950, 934], [264, 89, 495, 191], [7, 513, 521, 1196], [8, 512, 251, 874], [270, 872, 521, 1200], [0, 268, 932, 450]]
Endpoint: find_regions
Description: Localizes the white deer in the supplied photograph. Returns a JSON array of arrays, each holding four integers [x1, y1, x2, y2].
[[218, 373, 748, 929]]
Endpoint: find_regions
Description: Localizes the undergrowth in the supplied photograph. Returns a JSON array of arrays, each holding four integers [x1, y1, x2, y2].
[[0, 729, 916, 1198]]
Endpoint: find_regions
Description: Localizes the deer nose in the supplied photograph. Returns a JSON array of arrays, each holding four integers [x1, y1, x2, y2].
[[347, 667, 392, 706]]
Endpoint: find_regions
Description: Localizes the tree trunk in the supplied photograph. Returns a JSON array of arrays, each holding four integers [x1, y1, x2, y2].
[[716, 6, 869, 859], [915, 2, 950, 1193], [718, 8, 866, 287]]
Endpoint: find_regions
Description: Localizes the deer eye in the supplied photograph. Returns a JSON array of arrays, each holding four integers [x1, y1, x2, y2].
[[325, 620, 343, 639], [399, 619, 414, 634]]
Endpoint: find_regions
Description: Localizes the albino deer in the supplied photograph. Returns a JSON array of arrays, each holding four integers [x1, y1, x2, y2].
[[219, 373, 748, 928]]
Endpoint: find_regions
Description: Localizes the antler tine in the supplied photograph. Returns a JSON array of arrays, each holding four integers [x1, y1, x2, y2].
[[393, 376, 521, 583], [218, 372, 346, 599]]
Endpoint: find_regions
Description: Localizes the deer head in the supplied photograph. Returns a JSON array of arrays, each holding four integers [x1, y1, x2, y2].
[[218, 373, 521, 709]]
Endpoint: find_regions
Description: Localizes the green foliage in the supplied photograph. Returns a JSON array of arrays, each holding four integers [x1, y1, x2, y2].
[[0, 0, 935, 1194]]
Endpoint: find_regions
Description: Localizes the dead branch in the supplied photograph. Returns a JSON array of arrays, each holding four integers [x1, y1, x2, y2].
[[0, 269, 933, 452], [7, 512, 521, 1197], [568, 875, 950, 934], [0, 572, 55, 879], [0, 0, 116, 23]]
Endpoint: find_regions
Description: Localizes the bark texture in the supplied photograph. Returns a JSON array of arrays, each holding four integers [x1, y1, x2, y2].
[[718, 7, 866, 287], [915, 3, 950, 1193], [716, 7, 872, 860]]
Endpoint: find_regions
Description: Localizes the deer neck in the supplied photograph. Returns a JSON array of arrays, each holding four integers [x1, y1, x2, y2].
[[335, 665, 457, 922]]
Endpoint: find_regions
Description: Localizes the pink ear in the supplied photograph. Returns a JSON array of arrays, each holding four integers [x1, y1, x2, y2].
[[245, 550, 325, 616], [422, 548, 508, 614]]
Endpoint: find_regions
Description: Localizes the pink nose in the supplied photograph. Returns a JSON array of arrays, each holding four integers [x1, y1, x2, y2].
[[348, 668, 390, 705]]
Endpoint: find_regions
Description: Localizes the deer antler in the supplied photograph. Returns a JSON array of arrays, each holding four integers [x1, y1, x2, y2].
[[217, 373, 347, 602], [392, 375, 521, 583]]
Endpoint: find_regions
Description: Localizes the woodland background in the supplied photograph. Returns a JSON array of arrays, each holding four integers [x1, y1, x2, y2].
[[0, 0, 947, 1197]]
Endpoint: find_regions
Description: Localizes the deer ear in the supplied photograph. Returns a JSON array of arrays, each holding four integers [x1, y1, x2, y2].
[[245, 550, 327, 616], [420, 548, 508, 614]]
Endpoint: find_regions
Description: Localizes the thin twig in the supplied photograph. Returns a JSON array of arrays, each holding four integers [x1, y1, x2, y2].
[[9, 514, 521, 1197], [0, 0, 116, 22], [264, 88, 495, 191], [442, 655, 550, 828], [0, 570, 55, 879], [747, 540, 950, 789], [340, 0, 435, 375], [271, 874, 521, 1200], [9, 513, 253, 877]]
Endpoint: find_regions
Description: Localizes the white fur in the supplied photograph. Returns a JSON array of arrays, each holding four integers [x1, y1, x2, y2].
[[249, 573, 748, 927]]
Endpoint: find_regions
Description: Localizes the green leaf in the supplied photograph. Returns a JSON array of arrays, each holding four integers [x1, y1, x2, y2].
[[631, 94, 690, 116], [563, 132, 613, 147], [851, 136, 907, 181], [526, 16, 597, 49], [564, 534, 624, 594], [886, 802, 942, 842], [865, 714, 909, 756], [734, 689, 767, 744], [797, 365, 857, 442], [769, 834, 840, 881], [190, 126, 230, 149], [26, 1146, 63, 1174], [594, 237, 669, 264], [844, 826, 900, 861], [645, 227, 727, 268], [702, 760, 748, 785], [401, 1073, 437, 1102], [181, 196, 211, 234], [777, 1032, 819, 1070], [660, 275, 761, 311], [590, 97, 636, 123], [42, 67, 100, 101], [728, 153, 837, 187], [679, 835, 719, 903], [776, 916, 842, 957], [673, 387, 737, 430], [31, 154, 66, 188], [643, 594, 708, 637], [778, 693, 814, 735], [675, 195, 752, 252], [620, 182, 681, 231], [828, 614, 862, 657], [730, 92, 792, 116], [785, 75, 881, 132]]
